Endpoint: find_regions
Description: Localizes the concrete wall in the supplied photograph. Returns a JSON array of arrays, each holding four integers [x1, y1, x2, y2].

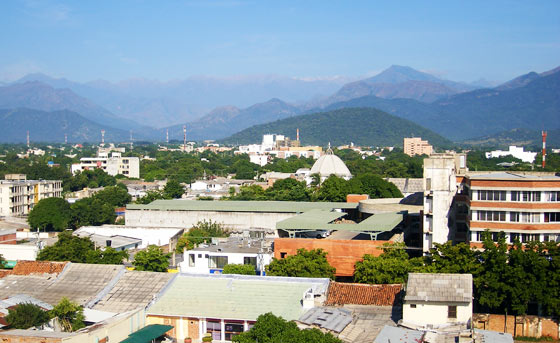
[[180, 251, 273, 275], [473, 313, 559, 339], [0, 243, 38, 260], [403, 302, 472, 327], [273, 238, 388, 276], [126, 209, 295, 230]]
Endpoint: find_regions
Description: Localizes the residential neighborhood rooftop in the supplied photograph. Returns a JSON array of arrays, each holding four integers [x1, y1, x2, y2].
[[325, 282, 403, 306], [404, 273, 472, 303]]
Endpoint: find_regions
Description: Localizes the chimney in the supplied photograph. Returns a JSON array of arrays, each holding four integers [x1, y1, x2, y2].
[[302, 289, 314, 309]]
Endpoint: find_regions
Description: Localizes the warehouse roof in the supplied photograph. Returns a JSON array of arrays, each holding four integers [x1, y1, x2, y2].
[[127, 200, 357, 213], [277, 210, 404, 233], [147, 274, 329, 321]]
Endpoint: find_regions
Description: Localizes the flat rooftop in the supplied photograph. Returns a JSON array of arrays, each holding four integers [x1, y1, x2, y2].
[[190, 238, 272, 254], [467, 172, 560, 181], [127, 200, 357, 213]]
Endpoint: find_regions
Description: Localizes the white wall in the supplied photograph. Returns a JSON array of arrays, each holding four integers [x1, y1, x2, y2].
[[179, 250, 273, 274], [403, 302, 472, 327], [126, 209, 294, 231], [0, 244, 38, 260]]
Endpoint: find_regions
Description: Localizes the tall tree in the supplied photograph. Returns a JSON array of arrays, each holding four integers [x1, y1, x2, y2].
[[266, 248, 335, 279], [5, 303, 50, 329], [133, 245, 170, 272], [28, 197, 72, 232], [316, 175, 351, 202], [92, 186, 132, 207], [354, 243, 424, 284], [163, 179, 185, 199], [51, 297, 85, 332]]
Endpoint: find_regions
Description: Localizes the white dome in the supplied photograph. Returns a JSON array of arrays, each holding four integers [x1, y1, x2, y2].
[[310, 154, 352, 179]]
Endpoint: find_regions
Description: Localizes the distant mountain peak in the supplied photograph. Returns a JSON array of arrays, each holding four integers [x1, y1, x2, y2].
[[366, 65, 441, 84]]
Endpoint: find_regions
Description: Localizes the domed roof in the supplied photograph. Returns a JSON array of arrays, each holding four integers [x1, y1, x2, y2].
[[310, 153, 352, 178]]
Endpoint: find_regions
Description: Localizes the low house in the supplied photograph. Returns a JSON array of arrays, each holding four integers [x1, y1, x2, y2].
[[178, 237, 273, 275], [402, 273, 473, 328], [146, 273, 330, 342]]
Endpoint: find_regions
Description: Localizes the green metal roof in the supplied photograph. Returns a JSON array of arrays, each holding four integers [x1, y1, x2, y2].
[[276, 210, 347, 230], [277, 210, 404, 233], [120, 324, 174, 343], [127, 200, 357, 213], [147, 275, 315, 321]]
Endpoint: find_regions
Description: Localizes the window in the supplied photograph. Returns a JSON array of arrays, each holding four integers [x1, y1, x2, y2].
[[522, 234, 540, 243], [477, 210, 506, 222], [426, 178, 431, 191], [448, 306, 457, 319], [225, 322, 244, 341], [243, 256, 257, 267], [511, 191, 520, 201], [410, 304, 417, 308], [206, 320, 221, 340], [189, 254, 195, 267], [545, 212, 560, 222], [510, 212, 520, 222], [522, 191, 541, 202], [477, 190, 506, 201], [547, 191, 560, 201], [209, 256, 228, 269], [510, 233, 520, 243], [280, 252, 287, 259]]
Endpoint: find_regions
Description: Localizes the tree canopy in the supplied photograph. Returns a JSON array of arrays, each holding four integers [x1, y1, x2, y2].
[[28, 197, 72, 232], [266, 248, 335, 279], [222, 264, 257, 275], [5, 303, 50, 329], [233, 312, 342, 343], [91, 185, 132, 207], [175, 220, 229, 253], [132, 245, 170, 272], [51, 297, 85, 332], [163, 179, 185, 199]]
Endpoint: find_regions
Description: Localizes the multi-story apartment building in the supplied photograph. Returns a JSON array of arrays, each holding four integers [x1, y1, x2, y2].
[[465, 172, 560, 244], [71, 151, 140, 178], [404, 137, 433, 157], [0, 174, 63, 217]]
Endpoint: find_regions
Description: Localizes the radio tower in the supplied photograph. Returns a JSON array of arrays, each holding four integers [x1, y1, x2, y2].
[[296, 128, 300, 141], [101, 130, 105, 146], [166, 129, 169, 144], [26, 130, 30, 148], [183, 125, 187, 151], [542, 131, 547, 168], [64, 133, 68, 144]]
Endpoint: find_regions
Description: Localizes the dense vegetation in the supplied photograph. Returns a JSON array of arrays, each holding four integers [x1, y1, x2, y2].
[[233, 312, 342, 343], [132, 245, 171, 272], [266, 248, 336, 279], [354, 237, 560, 317], [221, 107, 453, 148], [4, 297, 85, 332], [175, 220, 230, 253]]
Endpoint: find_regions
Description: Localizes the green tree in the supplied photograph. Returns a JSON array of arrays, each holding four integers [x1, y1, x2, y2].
[[233, 312, 342, 343], [163, 179, 184, 199], [354, 243, 425, 284], [266, 248, 335, 279], [316, 175, 351, 202], [85, 247, 128, 264], [352, 173, 403, 198], [222, 264, 257, 275], [37, 231, 94, 263], [175, 220, 229, 253], [135, 190, 166, 204], [5, 303, 50, 329], [133, 245, 170, 272], [92, 186, 132, 207], [28, 197, 72, 232], [426, 242, 481, 275], [70, 197, 116, 228], [266, 178, 311, 201], [51, 297, 85, 332], [229, 185, 267, 200]]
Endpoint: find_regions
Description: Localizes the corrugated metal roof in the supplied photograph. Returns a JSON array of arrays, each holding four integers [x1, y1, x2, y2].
[[299, 307, 352, 333], [147, 274, 326, 321], [374, 325, 423, 343], [277, 211, 403, 233], [127, 200, 357, 213]]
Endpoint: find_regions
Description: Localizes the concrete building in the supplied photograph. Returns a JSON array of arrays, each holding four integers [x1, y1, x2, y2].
[[74, 225, 183, 249], [422, 154, 467, 252], [0, 174, 62, 217], [404, 137, 433, 157], [178, 236, 273, 275], [403, 273, 473, 328], [146, 273, 329, 342], [485, 145, 537, 163], [125, 200, 357, 230], [465, 172, 560, 244], [71, 151, 140, 178]]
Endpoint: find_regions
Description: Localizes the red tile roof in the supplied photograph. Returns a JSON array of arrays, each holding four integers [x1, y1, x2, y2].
[[11, 261, 68, 276], [0, 270, 11, 279], [325, 282, 403, 306]]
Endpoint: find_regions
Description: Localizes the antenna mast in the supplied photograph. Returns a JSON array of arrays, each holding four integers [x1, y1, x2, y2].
[[542, 131, 547, 168], [183, 125, 187, 151]]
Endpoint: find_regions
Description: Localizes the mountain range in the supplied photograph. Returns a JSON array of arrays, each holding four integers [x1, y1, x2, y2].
[[0, 65, 559, 146]]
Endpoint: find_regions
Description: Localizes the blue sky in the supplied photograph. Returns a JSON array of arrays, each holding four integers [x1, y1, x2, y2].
[[0, 0, 558, 83]]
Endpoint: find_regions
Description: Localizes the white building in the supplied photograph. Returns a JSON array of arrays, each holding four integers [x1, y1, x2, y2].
[[485, 146, 537, 163], [74, 225, 183, 249], [179, 237, 273, 275], [307, 150, 352, 184], [72, 151, 140, 178], [422, 154, 467, 253], [403, 273, 473, 328], [0, 174, 63, 216]]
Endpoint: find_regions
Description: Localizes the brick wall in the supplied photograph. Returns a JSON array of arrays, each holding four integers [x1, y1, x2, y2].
[[0, 233, 16, 244], [473, 313, 559, 339]]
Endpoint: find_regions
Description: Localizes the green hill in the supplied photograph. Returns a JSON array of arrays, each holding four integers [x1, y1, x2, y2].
[[221, 107, 452, 148], [462, 128, 560, 149]]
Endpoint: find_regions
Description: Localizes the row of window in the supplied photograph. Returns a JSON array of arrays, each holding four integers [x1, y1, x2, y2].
[[472, 231, 558, 243], [188, 254, 257, 269], [207, 320, 251, 341], [475, 211, 560, 223], [476, 190, 560, 202]]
